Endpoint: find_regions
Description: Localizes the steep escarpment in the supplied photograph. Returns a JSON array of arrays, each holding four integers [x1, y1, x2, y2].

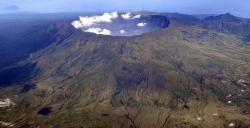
[[141, 15, 170, 29]]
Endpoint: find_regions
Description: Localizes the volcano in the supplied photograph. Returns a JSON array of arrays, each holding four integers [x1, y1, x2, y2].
[[0, 12, 250, 128]]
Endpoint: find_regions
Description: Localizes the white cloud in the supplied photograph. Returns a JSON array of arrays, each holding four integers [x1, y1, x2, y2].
[[72, 12, 143, 35], [71, 20, 84, 29], [121, 12, 141, 19], [84, 28, 111, 35], [132, 15, 141, 19], [72, 12, 118, 28], [137, 22, 147, 27], [72, 12, 117, 35], [121, 12, 131, 19], [120, 30, 125, 34]]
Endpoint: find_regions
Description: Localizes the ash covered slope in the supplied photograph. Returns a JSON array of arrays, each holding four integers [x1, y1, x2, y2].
[[0, 13, 250, 128]]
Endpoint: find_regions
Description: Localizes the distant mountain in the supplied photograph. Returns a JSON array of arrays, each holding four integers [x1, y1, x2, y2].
[[131, 9, 158, 13], [192, 14, 218, 20], [0, 12, 250, 128], [160, 13, 218, 20], [160, 12, 198, 19]]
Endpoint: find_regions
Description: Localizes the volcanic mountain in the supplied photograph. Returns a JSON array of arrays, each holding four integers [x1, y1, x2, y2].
[[0, 12, 250, 128]]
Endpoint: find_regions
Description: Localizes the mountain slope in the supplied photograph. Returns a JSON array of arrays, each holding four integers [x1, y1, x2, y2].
[[0, 12, 102, 69], [0, 14, 250, 128], [204, 13, 250, 36]]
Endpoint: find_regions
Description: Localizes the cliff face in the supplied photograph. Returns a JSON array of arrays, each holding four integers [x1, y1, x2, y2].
[[142, 15, 170, 29]]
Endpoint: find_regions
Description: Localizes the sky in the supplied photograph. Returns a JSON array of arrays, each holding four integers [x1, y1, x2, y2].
[[0, 0, 250, 18]]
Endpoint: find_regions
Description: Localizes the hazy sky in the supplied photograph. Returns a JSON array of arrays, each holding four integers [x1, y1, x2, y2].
[[0, 0, 250, 18]]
